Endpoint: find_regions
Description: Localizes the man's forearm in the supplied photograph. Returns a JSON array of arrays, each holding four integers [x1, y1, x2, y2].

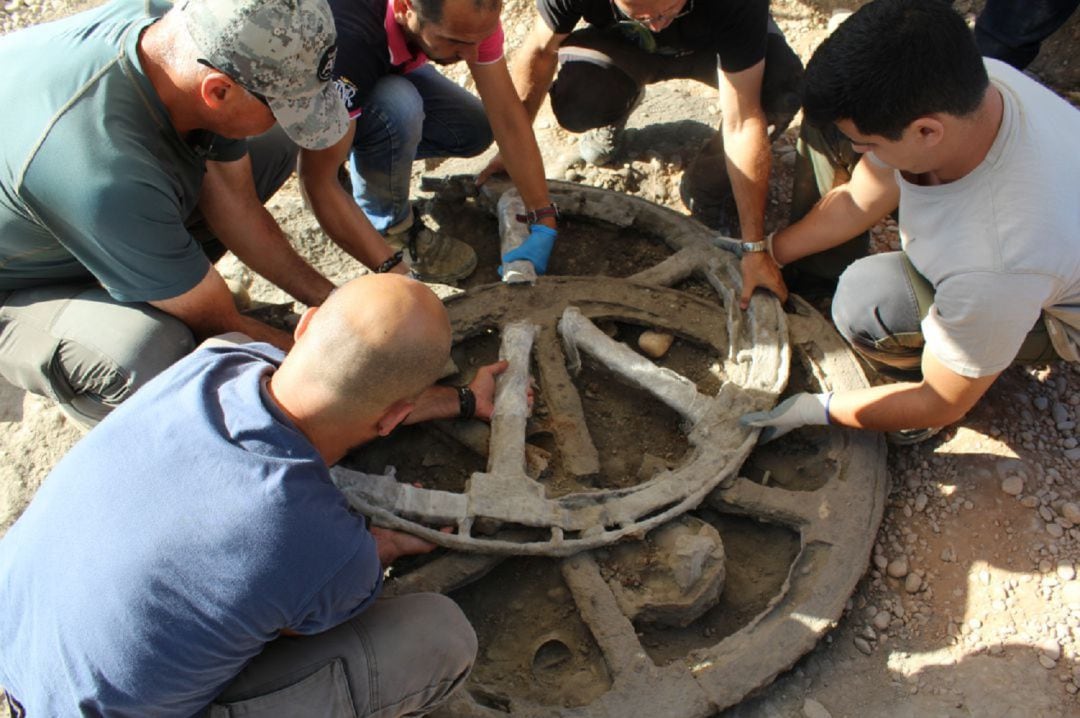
[[722, 118, 771, 243], [299, 170, 402, 272], [220, 207, 336, 307], [474, 62, 554, 220], [772, 155, 900, 265]]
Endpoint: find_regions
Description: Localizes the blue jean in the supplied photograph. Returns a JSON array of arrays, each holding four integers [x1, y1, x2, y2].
[[349, 65, 494, 232], [975, 0, 1079, 69]]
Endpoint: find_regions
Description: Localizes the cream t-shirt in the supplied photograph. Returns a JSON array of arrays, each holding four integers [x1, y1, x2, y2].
[[896, 59, 1080, 377]]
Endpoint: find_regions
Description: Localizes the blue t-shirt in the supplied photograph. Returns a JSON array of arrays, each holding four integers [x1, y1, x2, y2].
[[0, 343, 382, 717]]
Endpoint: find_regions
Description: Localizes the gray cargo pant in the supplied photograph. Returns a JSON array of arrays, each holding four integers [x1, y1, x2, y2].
[[0, 127, 297, 428], [832, 252, 1060, 379], [208, 593, 477, 718]]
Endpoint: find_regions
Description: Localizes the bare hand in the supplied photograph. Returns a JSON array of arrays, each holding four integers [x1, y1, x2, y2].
[[739, 252, 788, 310], [370, 525, 439, 566], [476, 153, 506, 186], [468, 360, 536, 421]]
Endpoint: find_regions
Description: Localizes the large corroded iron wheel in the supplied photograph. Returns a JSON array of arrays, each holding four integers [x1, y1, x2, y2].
[[336, 181, 888, 716]]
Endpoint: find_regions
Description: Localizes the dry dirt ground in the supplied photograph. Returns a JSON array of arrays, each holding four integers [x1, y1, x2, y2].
[[2, 1, 1080, 717]]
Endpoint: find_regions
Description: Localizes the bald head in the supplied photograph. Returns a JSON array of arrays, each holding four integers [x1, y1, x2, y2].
[[276, 275, 452, 424]]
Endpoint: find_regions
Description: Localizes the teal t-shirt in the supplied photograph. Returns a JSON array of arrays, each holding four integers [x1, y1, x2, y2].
[[0, 0, 247, 301]]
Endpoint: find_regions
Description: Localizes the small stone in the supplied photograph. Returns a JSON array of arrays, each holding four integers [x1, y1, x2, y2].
[[853, 636, 873, 655], [914, 493, 928, 512], [873, 611, 892, 631], [803, 698, 833, 718], [1039, 654, 1057, 670], [1058, 563, 1076, 581], [1021, 495, 1039, 509], [1063, 582, 1080, 608], [637, 330, 674, 359], [1034, 396, 1050, 411], [1047, 523, 1065, 539], [1000, 476, 1024, 496], [905, 573, 922, 593], [1062, 502, 1080, 524], [1042, 643, 1062, 661], [887, 557, 909, 579]]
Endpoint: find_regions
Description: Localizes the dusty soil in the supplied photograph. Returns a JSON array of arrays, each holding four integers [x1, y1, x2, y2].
[[2, 1, 1080, 717]]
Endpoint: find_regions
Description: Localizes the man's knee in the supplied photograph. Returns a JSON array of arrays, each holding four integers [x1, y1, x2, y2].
[[357, 75, 426, 152], [832, 254, 926, 372], [550, 60, 641, 132], [0, 286, 194, 426]]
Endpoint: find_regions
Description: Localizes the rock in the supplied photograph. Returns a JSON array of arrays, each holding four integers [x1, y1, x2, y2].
[[853, 637, 873, 655], [1039, 654, 1057, 670], [1001, 476, 1024, 496], [887, 557, 909, 579], [914, 493, 928, 512], [1063, 582, 1080, 609], [1021, 495, 1040, 508], [905, 574, 922, 593], [637, 330, 674, 359], [1059, 563, 1077, 582], [803, 698, 833, 718], [1065, 447, 1080, 461], [1047, 523, 1065, 539], [1062, 502, 1080, 524], [1034, 396, 1050, 411]]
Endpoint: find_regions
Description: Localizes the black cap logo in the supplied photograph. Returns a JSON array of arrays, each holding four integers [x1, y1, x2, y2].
[[318, 45, 338, 82]]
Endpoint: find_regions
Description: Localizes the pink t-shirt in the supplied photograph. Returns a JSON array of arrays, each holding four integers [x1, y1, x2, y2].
[[383, 0, 505, 74]]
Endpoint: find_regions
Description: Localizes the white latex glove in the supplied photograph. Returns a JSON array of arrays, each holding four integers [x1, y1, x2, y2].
[[739, 392, 833, 443]]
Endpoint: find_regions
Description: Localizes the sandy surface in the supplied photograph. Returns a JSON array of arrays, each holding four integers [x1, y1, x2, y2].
[[2, 1, 1079, 716]]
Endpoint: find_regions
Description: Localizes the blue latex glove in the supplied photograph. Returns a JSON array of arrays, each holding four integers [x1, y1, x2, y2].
[[500, 224, 558, 276]]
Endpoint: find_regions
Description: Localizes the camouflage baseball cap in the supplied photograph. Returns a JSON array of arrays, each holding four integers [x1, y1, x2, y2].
[[179, 0, 348, 150]]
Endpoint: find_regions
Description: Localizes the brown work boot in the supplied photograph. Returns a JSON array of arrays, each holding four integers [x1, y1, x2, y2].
[[387, 207, 477, 284]]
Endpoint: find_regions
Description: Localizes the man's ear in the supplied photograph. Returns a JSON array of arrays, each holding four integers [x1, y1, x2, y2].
[[376, 399, 415, 437], [200, 73, 236, 109], [392, 0, 412, 21], [293, 306, 319, 342], [912, 116, 945, 149]]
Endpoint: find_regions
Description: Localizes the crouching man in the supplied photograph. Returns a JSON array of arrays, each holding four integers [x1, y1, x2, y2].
[[741, 0, 1080, 444], [0, 274, 503, 716]]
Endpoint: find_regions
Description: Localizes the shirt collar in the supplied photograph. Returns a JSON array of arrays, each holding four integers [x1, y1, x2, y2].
[[385, 0, 420, 67]]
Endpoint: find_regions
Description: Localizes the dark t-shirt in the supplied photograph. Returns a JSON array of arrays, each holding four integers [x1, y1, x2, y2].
[[537, 0, 769, 72]]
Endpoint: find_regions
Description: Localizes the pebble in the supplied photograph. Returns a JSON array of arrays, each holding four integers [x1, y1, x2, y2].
[[1034, 396, 1050, 411], [1062, 502, 1080, 524], [803, 698, 833, 718], [905, 574, 922, 594], [1064, 582, 1080, 609], [873, 611, 892, 631], [1064, 447, 1080, 461], [887, 557, 909, 579], [1001, 476, 1024, 496], [1059, 563, 1077, 581], [853, 637, 873, 655], [1047, 523, 1065, 539], [637, 330, 674, 359], [1039, 654, 1058, 670], [914, 493, 928, 512]]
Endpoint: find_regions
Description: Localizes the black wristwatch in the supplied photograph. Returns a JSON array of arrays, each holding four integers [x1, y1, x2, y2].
[[456, 386, 476, 420]]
